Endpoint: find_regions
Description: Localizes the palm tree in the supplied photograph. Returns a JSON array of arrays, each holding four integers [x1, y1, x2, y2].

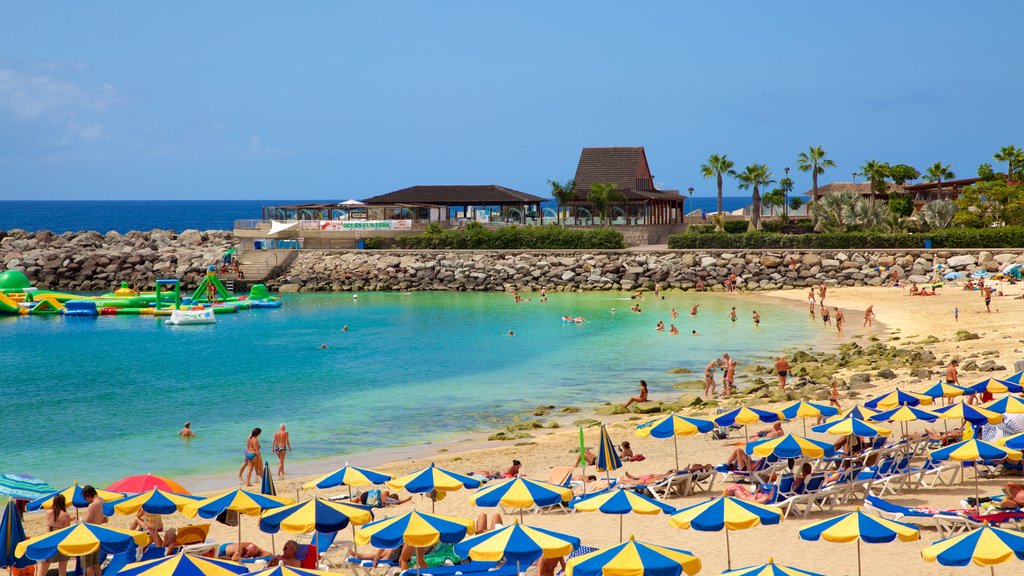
[[547, 179, 576, 225], [699, 154, 736, 229], [587, 182, 625, 226], [994, 145, 1023, 180], [859, 160, 890, 207], [796, 146, 836, 204], [809, 190, 860, 232], [924, 162, 955, 200], [734, 164, 774, 231], [919, 200, 957, 230]]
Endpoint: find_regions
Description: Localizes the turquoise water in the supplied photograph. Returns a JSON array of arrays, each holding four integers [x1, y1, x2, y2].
[[1, 292, 819, 490]]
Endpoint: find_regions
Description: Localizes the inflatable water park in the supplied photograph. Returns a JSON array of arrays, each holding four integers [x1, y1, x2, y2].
[[0, 268, 281, 320]]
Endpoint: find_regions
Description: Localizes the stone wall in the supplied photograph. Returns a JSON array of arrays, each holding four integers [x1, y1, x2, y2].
[[0, 229, 233, 291], [270, 249, 1024, 292]]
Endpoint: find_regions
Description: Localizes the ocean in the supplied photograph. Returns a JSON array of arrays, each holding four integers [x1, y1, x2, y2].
[[0, 291, 826, 490], [0, 197, 759, 234]]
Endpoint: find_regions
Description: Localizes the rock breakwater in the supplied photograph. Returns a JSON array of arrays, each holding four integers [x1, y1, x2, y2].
[[271, 249, 1024, 292], [0, 229, 233, 291]]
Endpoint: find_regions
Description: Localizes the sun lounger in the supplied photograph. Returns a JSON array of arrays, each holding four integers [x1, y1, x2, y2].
[[346, 557, 401, 576], [863, 494, 975, 537], [398, 562, 500, 576]]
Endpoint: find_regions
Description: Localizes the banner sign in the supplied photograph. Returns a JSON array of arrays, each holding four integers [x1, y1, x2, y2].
[[319, 220, 412, 231]]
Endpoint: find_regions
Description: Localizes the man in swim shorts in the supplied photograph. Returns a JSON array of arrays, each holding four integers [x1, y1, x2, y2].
[[775, 356, 790, 390], [272, 424, 292, 479], [81, 486, 107, 576]]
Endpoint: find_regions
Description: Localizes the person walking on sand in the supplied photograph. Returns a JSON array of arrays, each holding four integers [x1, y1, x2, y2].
[[273, 424, 292, 479], [239, 428, 263, 486], [722, 353, 736, 395], [775, 356, 790, 390], [623, 380, 648, 409], [954, 307, 959, 322], [863, 305, 875, 327], [81, 487, 107, 576], [834, 307, 844, 333], [946, 359, 969, 404], [818, 283, 827, 305], [983, 285, 993, 313], [704, 359, 717, 397], [828, 381, 841, 411]]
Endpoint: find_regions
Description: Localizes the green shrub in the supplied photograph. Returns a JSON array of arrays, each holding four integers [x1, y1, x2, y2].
[[667, 226, 1024, 249], [686, 224, 716, 234], [722, 220, 749, 234], [395, 225, 625, 249], [361, 237, 384, 249]]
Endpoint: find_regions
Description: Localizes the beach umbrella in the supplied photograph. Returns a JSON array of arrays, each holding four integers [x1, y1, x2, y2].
[[566, 536, 701, 576], [745, 434, 836, 460], [471, 478, 572, 523], [921, 525, 1024, 574], [798, 509, 919, 576], [968, 378, 1023, 396], [714, 407, 780, 442], [261, 462, 277, 497], [863, 388, 933, 410], [829, 405, 879, 422], [118, 553, 249, 576], [356, 510, 475, 575], [259, 498, 373, 534], [930, 439, 1022, 511], [102, 489, 202, 516], [995, 433, 1024, 451], [1003, 371, 1023, 385], [670, 496, 783, 569], [454, 522, 579, 568], [106, 474, 189, 495], [571, 487, 674, 542], [26, 483, 125, 518], [247, 567, 336, 576], [301, 465, 391, 491], [0, 474, 55, 502], [386, 464, 481, 513], [1, 501, 32, 570], [931, 403, 1003, 426], [777, 402, 839, 435], [596, 425, 623, 476], [721, 557, 824, 576], [923, 381, 970, 402], [635, 414, 714, 470], [983, 396, 1024, 414], [182, 488, 293, 548], [15, 523, 149, 561], [868, 405, 939, 437], [811, 417, 892, 439]]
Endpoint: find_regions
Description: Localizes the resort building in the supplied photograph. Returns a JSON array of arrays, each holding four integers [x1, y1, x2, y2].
[[567, 147, 685, 226], [807, 177, 980, 212], [362, 185, 547, 224]]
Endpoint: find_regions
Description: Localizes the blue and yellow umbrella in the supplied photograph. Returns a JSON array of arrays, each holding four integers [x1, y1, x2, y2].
[[921, 525, 1024, 573], [635, 414, 713, 470], [566, 536, 701, 576], [118, 552, 249, 576], [968, 378, 1023, 395], [387, 464, 480, 512], [571, 487, 674, 542], [183, 488, 294, 548], [260, 461, 277, 497], [722, 557, 824, 576], [777, 401, 839, 435], [1, 500, 32, 569], [995, 432, 1024, 451], [454, 522, 579, 566], [597, 425, 623, 474], [247, 567, 337, 576], [931, 439, 1022, 511], [302, 465, 391, 491], [923, 381, 970, 401], [983, 395, 1024, 415], [259, 497, 374, 534], [714, 407, 780, 442], [1004, 371, 1024, 385], [868, 405, 939, 437], [798, 509, 919, 576], [931, 402, 1003, 426], [103, 489, 203, 517], [829, 405, 879, 422], [863, 388, 933, 410], [15, 523, 149, 560], [745, 433, 836, 459], [670, 496, 783, 569], [812, 417, 892, 438], [471, 478, 572, 522], [355, 510, 474, 549], [26, 482, 125, 513]]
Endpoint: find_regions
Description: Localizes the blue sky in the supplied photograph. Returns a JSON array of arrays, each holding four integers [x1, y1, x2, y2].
[[1, 1, 1020, 200]]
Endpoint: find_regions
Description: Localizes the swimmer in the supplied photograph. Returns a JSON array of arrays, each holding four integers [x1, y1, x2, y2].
[[691, 330, 698, 336], [353, 294, 358, 299], [319, 344, 328, 349], [690, 304, 699, 316], [611, 307, 616, 313], [752, 310, 760, 326], [863, 304, 875, 327], [671, 308, 678, 319], [669, 324, 679, 335], [342, 325, 349, 332], [834, 307, 844, 333], [178, 422, 196, 438], [508, 331, 515, 337], [729, 307, 737, 322], [656, 320, 665, 332]]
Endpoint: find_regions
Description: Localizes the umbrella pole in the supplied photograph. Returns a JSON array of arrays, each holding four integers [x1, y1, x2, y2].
[[803, 419, 807, 436], [724, 529, 731, 570], [673, 436, 680, 471], [272, 533, 276, 555], [349, 486, 357, 552], [619, 515, 623, 543], [976, 464, 981, 514], [237, 517, 242, 553], [856, 539, 862, 576], [520, 508, 524, 525]]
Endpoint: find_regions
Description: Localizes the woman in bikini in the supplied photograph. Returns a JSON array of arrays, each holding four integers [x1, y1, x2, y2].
[[238, 427, 262, 486], [37, 494, 72, 576]]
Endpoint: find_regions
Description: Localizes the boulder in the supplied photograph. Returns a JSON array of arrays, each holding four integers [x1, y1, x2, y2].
[[947, 255, 976, 268], [595, 404, 627, 416], [849, 373, 872, 386], [632, 401, 663, 414], [802, 254, 822, 267], [876, 368, 897, 379], [955, 330, 981, 341]]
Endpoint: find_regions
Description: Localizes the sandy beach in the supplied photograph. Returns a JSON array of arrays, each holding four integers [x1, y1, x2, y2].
[[19, 283, 1024, 576]]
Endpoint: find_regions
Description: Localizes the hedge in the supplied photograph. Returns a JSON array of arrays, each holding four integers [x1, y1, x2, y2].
[[667, 227, 1024, 250], [395, 226, 625, 250]]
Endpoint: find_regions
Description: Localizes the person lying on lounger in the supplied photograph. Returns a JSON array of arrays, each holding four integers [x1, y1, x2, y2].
[[999, 482, 1024, 508], [724, 447, 765, 472], [723, 483, 771, 503], [218, 542, 270, 561]]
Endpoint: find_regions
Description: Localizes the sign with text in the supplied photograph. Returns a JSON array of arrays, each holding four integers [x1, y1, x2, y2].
[[319, 220, 412, 231]]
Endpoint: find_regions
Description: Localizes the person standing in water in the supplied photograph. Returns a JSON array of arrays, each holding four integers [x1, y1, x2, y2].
[[808, 288, 816, 317], [239, 428, 263, 486], [729, 307, 737, 322], [863, 305, 875, 327], [624, 380, 649, 409], [834, 307, 844, 333], [704, 359, 717, 397], [272, 424, 292, 479], [178, 422, 196, 438], [752, 310, 760, 327]]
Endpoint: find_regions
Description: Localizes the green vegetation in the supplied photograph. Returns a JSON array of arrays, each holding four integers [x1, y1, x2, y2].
[[796, 146, 835, 204], [547, 178, 575, 226], [667, 226, 1024, 249], [734, 164, 773, 231], [955, 178, 1024, 227], [700, 153, 736, 230], [395, 225, 625, 249], [587, 182, 625, 225]]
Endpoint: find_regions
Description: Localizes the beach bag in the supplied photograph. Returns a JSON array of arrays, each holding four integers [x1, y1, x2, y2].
[[363, 489, 382, 508]]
